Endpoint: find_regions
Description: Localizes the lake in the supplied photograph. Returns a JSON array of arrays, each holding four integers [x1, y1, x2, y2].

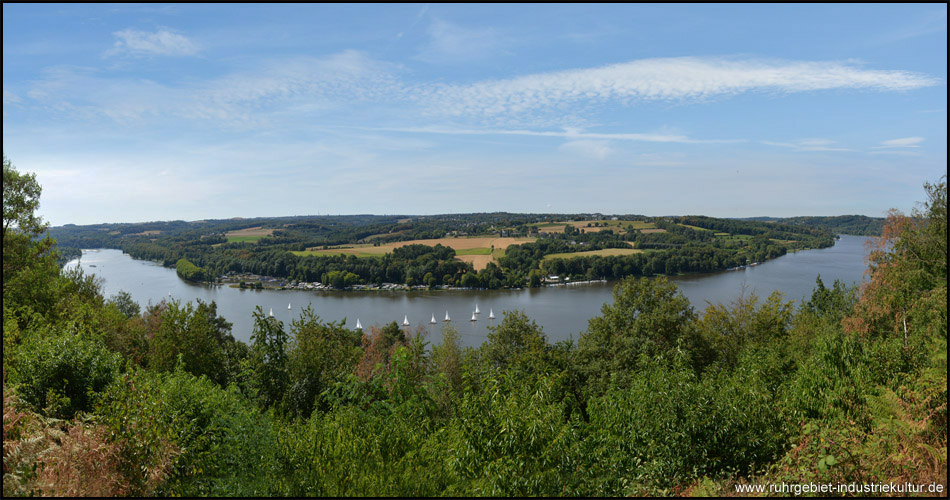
[[65, 235, 872, 348]]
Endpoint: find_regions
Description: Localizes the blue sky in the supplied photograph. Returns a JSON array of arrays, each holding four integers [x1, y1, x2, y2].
[[3, 4, 946, 226]]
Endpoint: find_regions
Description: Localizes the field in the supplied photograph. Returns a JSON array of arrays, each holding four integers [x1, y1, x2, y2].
[[542, 248, 644, 260], [677, 223, 714, 232], [529, 220, 653, 234], [225, 227, 275, 243], [291, 236, 536, 271]]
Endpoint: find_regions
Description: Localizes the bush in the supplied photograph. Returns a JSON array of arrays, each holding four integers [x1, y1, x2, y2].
[[95, 365, 277, 497], [9, 320, 122, 419]]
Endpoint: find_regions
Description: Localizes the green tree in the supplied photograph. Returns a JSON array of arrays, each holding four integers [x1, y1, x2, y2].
[[250, 306, 289, 409], [149, 299, 227, 385], [107, 290, 141, 319], [484, 310, 549, 374], [2, 156, 60, 321], [576, 276, 702, 396], [284, 306, 362, 417]]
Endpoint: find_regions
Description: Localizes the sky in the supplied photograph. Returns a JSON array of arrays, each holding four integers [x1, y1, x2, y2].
[[3, 4, 947, 226]]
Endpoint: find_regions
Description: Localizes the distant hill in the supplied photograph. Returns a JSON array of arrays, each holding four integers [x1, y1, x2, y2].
[[734, 215, 884, 236]]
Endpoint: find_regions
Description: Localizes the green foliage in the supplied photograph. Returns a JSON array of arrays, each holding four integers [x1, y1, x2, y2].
[[148, 299, 239, 386], [444, 372, 581, 496], [698, 290, 794, 371], [106, 290, 140, 319], [484, 310, 552, 376], [175, 257, 207, 282], [576, 276, 702, 396], [432, 323, 464, 394], [8, 319, 122, 419], [581, 350, 787, 493], [249, 306, 289, 409], [96, 366, 277, 496], [284, 306, 362, 418], [804, 275, 858, 321], [273, 402, 451, 496]]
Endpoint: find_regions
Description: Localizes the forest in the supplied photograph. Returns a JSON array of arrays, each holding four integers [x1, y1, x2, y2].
[[3, 157, 945, 496], [46, 204, 856, 289]]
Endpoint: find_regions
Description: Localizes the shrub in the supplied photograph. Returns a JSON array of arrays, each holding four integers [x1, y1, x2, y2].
[[9, 320, 121, 419]]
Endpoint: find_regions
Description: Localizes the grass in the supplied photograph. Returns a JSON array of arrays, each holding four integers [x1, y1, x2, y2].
[[542, 248, 644, 260], [678, 223, 714, 232], [529, 219, 645, 234], [454, 247, 493, 256], [225, 227, 274, 243], [227, 235, 266, 243], [291, 237, 535, 264]]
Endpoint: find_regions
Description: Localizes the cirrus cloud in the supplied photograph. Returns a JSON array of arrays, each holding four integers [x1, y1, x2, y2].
[[418, 57, 940, 119], [872, 136, 925, 148], [105, 29, 199, 57]]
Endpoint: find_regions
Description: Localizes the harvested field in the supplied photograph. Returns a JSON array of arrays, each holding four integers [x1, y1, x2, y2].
[[225, 227, 275, 243], [639, 228, 667, 234], [457, 254, 493, 271], [543, 248, 644, 260], [677, 224, 713, 232], [294, 236, 535, 269]]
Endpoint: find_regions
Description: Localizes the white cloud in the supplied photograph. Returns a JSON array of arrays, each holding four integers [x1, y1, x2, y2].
[[414, 18, 505, 63], [872, 137, 925, 148], [558, 140, 612, 160], [106, 29, 198, 57], [3, 89, 22, 105], [25, 51, 402, 126], [418, 56, 940, 118], [371, 125, 741, 144], [762, 138, 853, 152]]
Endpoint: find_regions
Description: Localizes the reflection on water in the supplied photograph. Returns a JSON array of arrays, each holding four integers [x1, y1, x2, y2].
[[66, 235, 871, 348]]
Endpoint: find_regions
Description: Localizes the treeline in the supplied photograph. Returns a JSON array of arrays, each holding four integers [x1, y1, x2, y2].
[[3, 157, 946, 496], [175, 258, 209, 282], [737, 214, 885, 236]]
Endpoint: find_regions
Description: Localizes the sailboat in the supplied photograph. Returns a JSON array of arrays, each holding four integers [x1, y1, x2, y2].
[[489, 308, 495, 320], [445, 310, 451, 322], [402, 315, 410, 326], [474, 303, 480, 314], [268, 307, 274, 317], [288, 303, 291, 310], [470, 311, 477, 322], [355, 318, 362, 330], [430, 314, 437, 324], [168, 291, 172, 297]]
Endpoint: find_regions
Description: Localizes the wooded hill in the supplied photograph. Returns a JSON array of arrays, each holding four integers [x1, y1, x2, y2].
[[48, 211, 841, 289]]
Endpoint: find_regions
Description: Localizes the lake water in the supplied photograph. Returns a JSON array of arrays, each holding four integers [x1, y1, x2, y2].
[[65, 235, 872, 348]]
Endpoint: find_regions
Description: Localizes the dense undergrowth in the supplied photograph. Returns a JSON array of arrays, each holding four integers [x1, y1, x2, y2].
[[3, 156, 946, 496]]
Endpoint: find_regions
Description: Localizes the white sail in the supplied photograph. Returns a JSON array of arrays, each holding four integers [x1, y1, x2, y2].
[[269, 307, 274, 317], [430, 314, 437, 324], [355, 318, 362, 330], [470, 311, 477, 321], [402, 315, 410, 326], [288, 303, 291, 310], [475, 304, 480, 314], [168, 291, 172, 296], [489, 308, 495, 319], [445, 311, 451, 322]]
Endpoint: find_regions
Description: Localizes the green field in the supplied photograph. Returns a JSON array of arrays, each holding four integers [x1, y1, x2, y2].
[[291, 247, 379, 258], [454, 247, 493, 256], [678, 223, 714, 232], [542, 248, 644, 260], [227, 235, 265, 243]]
